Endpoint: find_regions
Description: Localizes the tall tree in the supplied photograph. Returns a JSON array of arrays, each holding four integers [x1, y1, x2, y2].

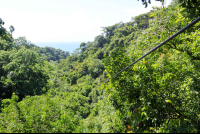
[[0, 18, 8, 40], [9, 25, 15, 37], [0, 47, 49, 101]]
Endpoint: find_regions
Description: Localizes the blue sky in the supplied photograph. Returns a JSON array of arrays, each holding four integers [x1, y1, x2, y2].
[[0, 0, 172, 44]]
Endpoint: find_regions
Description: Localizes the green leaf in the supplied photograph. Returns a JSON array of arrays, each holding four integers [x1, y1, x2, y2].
[[165, 100, 172, 103]]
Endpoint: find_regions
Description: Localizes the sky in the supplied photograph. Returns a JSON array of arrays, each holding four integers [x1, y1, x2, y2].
[[0, 0, 172, 44]]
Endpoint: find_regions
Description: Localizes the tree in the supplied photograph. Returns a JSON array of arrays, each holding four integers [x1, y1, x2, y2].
[[0, 18, 12, 41], [0, 19, 14, 51], [0, 47, 49, 101], [80, 42, 87, 54], [0, 39, 14, 51], [131, 12, 153, 30], [88, 59, 104, 79], [0, 18, 6, 37], [177, 0, 200, 18], [94, 35, 106, 48], [9, 25, 15, 37], [14, 37, 31, 49], [103, 5, 200, 133], [80, 42, 86, 48], [101, 22, 124, 40], [138, 0, 164, 8], [139, 0, 200, 18]]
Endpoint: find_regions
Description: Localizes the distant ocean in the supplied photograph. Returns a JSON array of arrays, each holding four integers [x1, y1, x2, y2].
[[32, 42, 82, 54]]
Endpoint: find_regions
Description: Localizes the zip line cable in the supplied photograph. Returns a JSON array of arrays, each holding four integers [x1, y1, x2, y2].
[[103, 16, 200, 84]]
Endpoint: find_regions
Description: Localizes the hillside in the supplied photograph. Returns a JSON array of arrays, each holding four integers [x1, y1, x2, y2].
[[0, 0, 200, 133]]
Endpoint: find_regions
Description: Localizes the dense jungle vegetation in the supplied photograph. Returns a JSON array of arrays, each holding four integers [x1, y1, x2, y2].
[[0, 0, 200, 133]]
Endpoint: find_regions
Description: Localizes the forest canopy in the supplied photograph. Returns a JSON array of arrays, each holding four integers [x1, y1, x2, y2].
[[0, 0, 200, 133]]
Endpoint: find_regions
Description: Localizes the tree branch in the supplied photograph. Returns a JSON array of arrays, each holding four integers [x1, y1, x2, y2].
[[169, 103, 197, 124]]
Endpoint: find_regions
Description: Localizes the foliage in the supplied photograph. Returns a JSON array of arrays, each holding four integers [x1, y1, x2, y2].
[[14, 37, 70, 62], [0, 47, 49, 101], [0, 93, 81, 133], [177, 0, 200, 18], [0, 19, 13, 44], [9, 25, 14, 37], [1, 1, 200, 133], [103, 5, 200, 133]]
